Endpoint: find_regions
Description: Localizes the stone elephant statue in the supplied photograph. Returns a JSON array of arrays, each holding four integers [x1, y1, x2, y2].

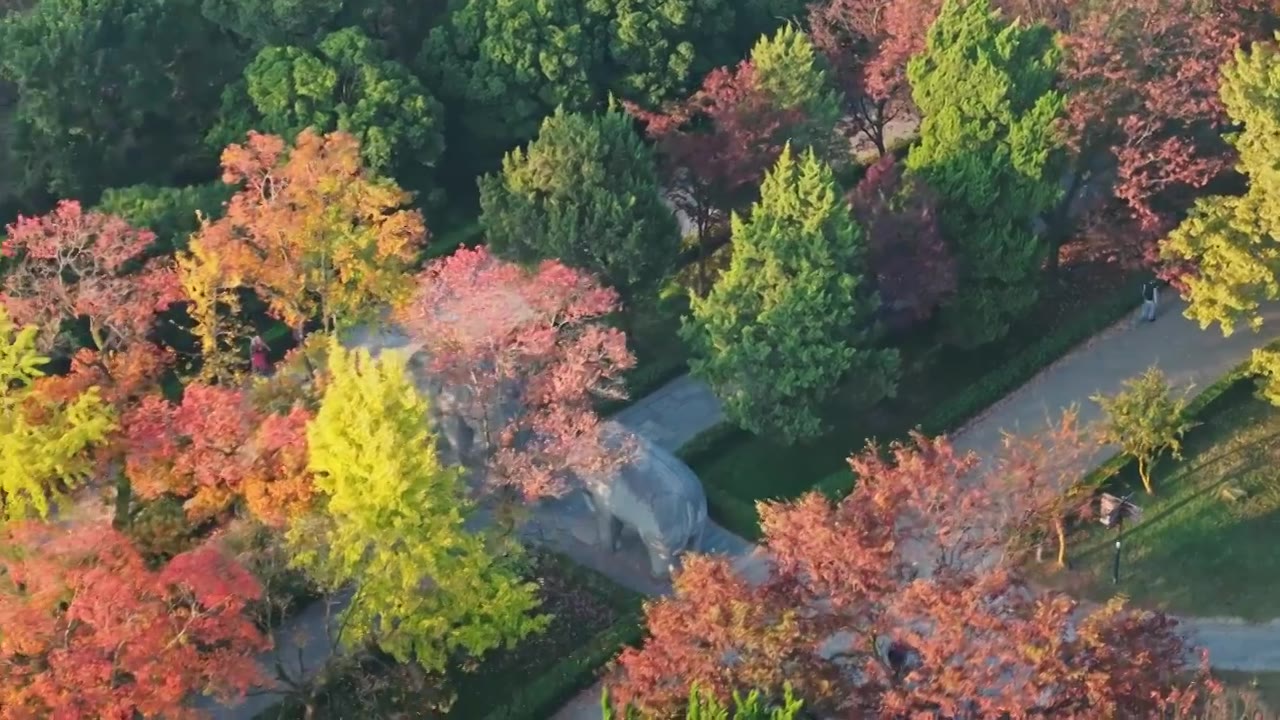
[[582, 422, 707, 579]]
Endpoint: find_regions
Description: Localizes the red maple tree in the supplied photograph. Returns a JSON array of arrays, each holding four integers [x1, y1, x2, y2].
[[848, 154, 956, 329], [808, 0, 919, 156], [31, 343, 175, 410], [1053, 0, 1264, 265], [122, 383, 313, 525], [0, 522, 268, 719], [398, 245, 635, 503], [0, 200, 182, 353], [609, 433, 1200, 717], [626, 63, 802, 291], [995, 407, 1101, 567]]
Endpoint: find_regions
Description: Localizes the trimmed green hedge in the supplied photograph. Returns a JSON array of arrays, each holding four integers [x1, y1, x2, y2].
[[698, 281, 1144, 539], [600, 353, 691, 417], [479, 611, 645, 720], [676, 423, 761, 540]]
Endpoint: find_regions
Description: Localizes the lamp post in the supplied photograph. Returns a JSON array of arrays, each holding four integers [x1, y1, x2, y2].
[[1100, 492, 1143, 585]]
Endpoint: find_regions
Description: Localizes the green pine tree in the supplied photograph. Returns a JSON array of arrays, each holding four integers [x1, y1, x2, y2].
[[291, 341, 547, 671], [749, 24, 844, 165], [479, 104, 680, 303], [682, 145, 899, 443], [905, 0, 1065, 347]]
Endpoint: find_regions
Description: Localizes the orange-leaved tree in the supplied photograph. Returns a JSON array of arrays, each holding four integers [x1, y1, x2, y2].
[[0, 522, 269, 719], [609, 433, 1200, 718], [122, 383, 314, 525], [193, 129, 427, 339], [994, 406, 1100, 567]]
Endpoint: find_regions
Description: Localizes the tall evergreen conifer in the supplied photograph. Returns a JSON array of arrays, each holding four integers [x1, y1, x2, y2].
[[683, 146, 898, 443]]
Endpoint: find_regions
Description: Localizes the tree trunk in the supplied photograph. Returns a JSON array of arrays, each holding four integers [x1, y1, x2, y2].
[[1055, 520, 1067, 567], [1139, 457, 1154, 494], [1042, 166, 1089, 278], [89, 322, 107, 353], [112, 468, 132, 529]]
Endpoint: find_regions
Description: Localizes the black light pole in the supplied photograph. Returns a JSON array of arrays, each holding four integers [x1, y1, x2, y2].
[[1112, 492, 1133, 585]]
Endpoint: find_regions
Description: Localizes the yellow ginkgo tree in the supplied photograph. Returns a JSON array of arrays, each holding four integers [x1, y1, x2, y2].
[[288, 340, 546, 676], [1163, 35, 1280, 337], [0, 307, 115, 520]]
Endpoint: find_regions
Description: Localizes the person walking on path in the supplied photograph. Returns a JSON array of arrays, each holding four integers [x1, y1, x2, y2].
[[250, 335, 272, 376], [1141, 279, 1160, 322]]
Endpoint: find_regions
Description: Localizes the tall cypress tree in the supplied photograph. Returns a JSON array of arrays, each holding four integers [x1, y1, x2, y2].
[[682, 145, 898, 443], [479, 105, 680, 304], [905, 0, 1065, 347]]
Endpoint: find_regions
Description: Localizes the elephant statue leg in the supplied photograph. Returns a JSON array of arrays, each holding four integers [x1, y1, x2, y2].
[[643, 538, 675, 579], [596, 508, 624, 553]]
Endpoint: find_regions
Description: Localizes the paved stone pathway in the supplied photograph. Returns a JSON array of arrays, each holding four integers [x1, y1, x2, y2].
[[551, 298, 1280, 719]]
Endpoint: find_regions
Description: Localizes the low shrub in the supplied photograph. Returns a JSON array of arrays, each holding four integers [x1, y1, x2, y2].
[[1084, 340, 1280, 496], [122, 495, 200, 565], [449, 553, 640, 718]]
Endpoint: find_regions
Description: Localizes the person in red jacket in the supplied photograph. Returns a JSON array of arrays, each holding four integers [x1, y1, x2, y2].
[[250, 335, 272, 376]]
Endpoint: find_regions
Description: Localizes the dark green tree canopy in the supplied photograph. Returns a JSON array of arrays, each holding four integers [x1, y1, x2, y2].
[[479, 105, 679, 301], [211, 27, 445, 177], [904, 0, 1065, 347], [0, 0, 242, 201], [683, 145, 898, 442], [199, 0, 344, 47], [95, 182, 232, 254], [420, 0, 800, 150], [199, 0, 446, 60]]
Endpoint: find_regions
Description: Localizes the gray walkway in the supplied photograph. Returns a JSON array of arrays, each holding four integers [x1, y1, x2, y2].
[[551, 298, 1280, 719]]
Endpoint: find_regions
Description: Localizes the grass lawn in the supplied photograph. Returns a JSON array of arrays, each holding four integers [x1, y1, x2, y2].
[[690, 261, 1135, 505], [1214, 670, 1280, 713], [252, 552, 640, 720], [1039, 384, 1280, 621]]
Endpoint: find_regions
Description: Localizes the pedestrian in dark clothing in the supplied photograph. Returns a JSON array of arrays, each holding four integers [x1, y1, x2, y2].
[[1141, 280, 1160, 322]]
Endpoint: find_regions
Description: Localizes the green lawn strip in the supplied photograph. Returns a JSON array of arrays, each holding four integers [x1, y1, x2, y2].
[[1213, 670, 1280, 712], [1051, 362, 1280, 622], [689, 268, 1144, 539]]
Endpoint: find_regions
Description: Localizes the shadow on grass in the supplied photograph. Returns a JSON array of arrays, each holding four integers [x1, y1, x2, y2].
[[1060, 396, 1280, 621]]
